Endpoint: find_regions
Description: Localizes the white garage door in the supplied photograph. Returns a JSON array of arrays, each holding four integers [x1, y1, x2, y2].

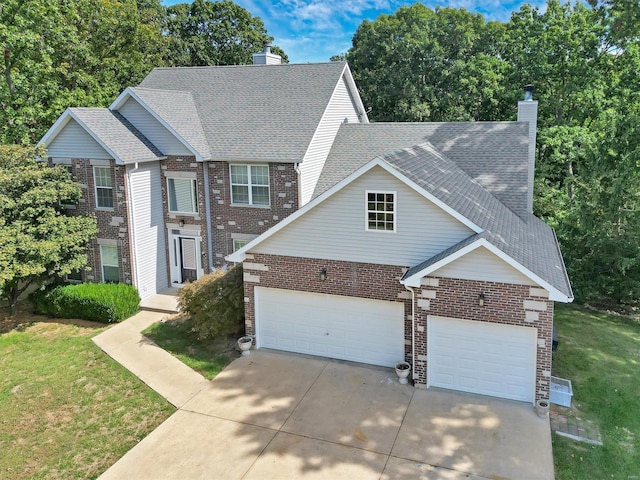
[[428, 316, 537, 403], [255, 287, 405, 367]]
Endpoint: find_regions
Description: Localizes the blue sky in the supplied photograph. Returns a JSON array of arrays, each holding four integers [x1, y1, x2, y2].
[[161, 1, 548, 63]]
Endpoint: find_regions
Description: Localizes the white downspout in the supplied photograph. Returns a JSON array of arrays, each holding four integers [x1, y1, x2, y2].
[[294, 162, 302, 207], [203, 161, 214, 271], [404, 284, 417, 383], [125, 162, 139, 290]]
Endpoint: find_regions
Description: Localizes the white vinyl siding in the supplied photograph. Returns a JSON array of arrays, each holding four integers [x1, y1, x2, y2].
[[128, 162, 168, 299], [46, 120, 112, 159], [253, 166, 473, 266], [299, 74, 361, 205], [117, 98, 192, 156], [168, 178, 198, 213], [432, 247, 533, 285], [230, 165, 270, 205], [94, 166, 114, 209], [100, 245, 119, 282]]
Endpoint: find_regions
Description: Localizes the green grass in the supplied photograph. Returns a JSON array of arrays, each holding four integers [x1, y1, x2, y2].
[[0, 315, 174, 480], [142, 316, 239, 380], [552, 304, 640, 479]]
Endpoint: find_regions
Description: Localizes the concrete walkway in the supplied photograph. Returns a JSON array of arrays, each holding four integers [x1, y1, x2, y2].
[[92, 311, 208, 407]]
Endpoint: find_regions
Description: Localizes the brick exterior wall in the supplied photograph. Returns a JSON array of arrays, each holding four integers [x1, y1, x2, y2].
[[160, 156, 209, 281], [208, 162, 298, 265], [52, 158, 132, 284], [242, 253, 554, 403]]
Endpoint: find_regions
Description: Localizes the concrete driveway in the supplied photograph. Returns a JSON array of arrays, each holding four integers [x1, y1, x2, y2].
[[99, 350, 554, 480]]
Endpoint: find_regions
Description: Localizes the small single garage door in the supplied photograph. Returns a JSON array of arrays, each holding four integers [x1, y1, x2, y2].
[[255, 287, 405, 367], [428, 316, 537, 403]]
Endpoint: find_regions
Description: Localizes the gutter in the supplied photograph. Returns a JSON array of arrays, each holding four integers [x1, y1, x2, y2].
[[404, 284, 417, 383], [203, 161, 214, 271]]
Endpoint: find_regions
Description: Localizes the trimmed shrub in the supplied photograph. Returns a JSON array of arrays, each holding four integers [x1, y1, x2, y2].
[[178, 266, 244, 339], [30, 282, 140, 323]]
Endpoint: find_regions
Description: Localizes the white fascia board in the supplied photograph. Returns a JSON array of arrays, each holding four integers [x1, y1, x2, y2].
[[401, 238, 572, 303], [342, 64, 369, 124], [110, 88, 203, 161], [37, 109, 72, 149]]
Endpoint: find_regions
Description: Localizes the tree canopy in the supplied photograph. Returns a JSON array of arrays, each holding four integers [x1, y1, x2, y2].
[[0, 146, 98, 314]]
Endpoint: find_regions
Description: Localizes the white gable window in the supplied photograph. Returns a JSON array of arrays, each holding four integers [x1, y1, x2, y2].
[[168, 178, 198, 214], [100, 245, 119, 283], [230, 164, 270, 206], [94, 166, 114, 209], [366, 191, 396, 232]]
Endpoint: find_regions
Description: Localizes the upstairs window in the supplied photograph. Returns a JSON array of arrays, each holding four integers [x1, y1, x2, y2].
[[230, 164, 270, 206], [233, 239, 249, 252], [168, 178, 198, 214], [94, 166, 113, 209], [366, 191, 396, 232]]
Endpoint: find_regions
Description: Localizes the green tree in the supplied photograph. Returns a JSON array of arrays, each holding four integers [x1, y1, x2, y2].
[[0, 0, 168, 145], [0, 145, 97, 315], [346, 4, 510, 122], [165, 0, 288, 66]]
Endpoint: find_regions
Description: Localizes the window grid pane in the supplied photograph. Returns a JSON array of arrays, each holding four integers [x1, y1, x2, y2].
[[230, 164, 270, 205], [366, 192, 395, 231]]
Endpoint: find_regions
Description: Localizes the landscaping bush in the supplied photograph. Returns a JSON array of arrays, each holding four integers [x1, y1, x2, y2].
[[178, 266, 244, 339], [30, 282, 140, 323]]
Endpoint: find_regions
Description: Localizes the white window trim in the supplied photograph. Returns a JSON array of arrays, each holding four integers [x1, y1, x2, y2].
[[93, 166, 114, 210], [365, 190, 397, 233], [100, 245, 119, 283], [167, 177, 199, 214], [230, 164, 270, 206], [233, 239, 250, 252]]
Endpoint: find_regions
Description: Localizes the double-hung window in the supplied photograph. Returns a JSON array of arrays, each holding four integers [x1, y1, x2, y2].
[[230, 165, 270, 206], [233, 239, 249, 252], [94, 166, 113, 209], [366, 191, 396, 232], [168, 178, 198, 214], [100, 245, 119, 283]]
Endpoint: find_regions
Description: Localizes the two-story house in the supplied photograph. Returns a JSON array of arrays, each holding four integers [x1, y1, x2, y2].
[[38, 47, 368, 300]]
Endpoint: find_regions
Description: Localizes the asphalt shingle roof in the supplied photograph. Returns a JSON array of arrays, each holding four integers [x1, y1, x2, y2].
[[70, 108, 163, 164], [314, 122, 529, 218], [139, 62, 351, 162], [376, 143, 572, 298], [129, 87, 211, 159]]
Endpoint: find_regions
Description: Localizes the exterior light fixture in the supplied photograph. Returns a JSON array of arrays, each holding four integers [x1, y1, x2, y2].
[[179, 219, 185, 228], [320, 268, 327, 281], [478, 292, 486, 307]]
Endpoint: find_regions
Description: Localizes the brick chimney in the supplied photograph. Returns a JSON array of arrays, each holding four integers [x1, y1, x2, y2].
[[518, 84, 538, 214], [252, 41, 281, 65]]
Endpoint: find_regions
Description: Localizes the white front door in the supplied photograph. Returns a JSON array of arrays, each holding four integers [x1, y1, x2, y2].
[[428, 316, 537, 403], [169, 231, 203, 285], [255, 287, 405, 367]]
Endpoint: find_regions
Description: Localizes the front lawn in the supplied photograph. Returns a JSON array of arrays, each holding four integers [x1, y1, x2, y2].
[[0, 314, 174, 480], [552, 304, 640, 479], [143, 316, 239, 380]]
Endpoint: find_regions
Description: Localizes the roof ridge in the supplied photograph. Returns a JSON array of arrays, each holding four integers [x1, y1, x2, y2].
[[148, 61, 346, 72]]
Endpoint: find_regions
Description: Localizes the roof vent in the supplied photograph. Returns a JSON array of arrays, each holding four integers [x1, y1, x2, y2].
[[524, 84, 534, 101], [263, 41, 271, 54]]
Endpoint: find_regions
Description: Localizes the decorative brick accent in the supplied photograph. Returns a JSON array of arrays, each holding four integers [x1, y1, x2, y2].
[[208, 162, 299, 266], [51, 158, 132, 284], [414, 276, 554, 402]]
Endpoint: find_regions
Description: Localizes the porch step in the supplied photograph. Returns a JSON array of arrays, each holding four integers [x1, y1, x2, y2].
[[139, 288, 180, 314]]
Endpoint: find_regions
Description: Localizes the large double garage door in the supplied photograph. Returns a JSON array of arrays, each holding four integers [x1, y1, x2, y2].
[[254, 287, 537, 403], [255, 287, 405, 367]]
